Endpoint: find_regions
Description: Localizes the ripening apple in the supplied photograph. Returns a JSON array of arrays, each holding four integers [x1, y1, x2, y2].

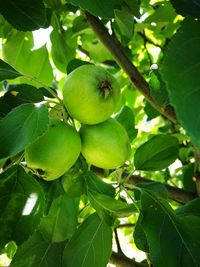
[[25, 118, 81, 180], [62, 65, 120, 124], [80, 118, 131, 169]]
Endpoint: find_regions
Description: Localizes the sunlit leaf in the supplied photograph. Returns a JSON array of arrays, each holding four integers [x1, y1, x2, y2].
[[134, 135, 179, 171]]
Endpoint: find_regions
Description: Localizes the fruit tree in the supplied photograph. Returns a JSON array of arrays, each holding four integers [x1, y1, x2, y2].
[[0, 1, 200, 267]]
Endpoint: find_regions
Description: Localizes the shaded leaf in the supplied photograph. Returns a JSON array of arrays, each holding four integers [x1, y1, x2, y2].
[[0, 166, 45, 249], [134, 135, 179, 171], [149, 69, 169, 106], [182, 163, 196, 192], [40, 194, 79, 242], [63, 213, 112, 267], [61, 172, 84, 198], [84, 171, 115, 197], [67, 59, 92, 75], [10, 230, 64, 267], [0, 103, 49, 159], [144, 101, 160, 121], [116, 106, 137, 141], [134, 214, 149, 252], [4, 84, 44, 108], [138, 188, 200, 267], [0, 96, 11, 118], [0, 59, 22, 81], [0, 0, 47, 31], [123, 0, 140, 17], [68, 0, 125, 18], [114, 8, 134, 41], [176, 198, 200, 217], [88, 190, 136, 225], [160, 19, 200, 148], [170, 0, 200, 18]]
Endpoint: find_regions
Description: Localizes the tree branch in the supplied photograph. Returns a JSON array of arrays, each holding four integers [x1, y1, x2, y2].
[[85, 12, 178, 124], [110, 252, 147, 267], [125, 174, 197, 204]]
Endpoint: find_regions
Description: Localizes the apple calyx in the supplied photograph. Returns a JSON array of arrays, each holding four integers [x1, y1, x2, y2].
[[99, 79, 113, 99]]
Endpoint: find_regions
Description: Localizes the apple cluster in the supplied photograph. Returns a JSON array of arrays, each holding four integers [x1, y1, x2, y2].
[[25, 65, 131, 181]]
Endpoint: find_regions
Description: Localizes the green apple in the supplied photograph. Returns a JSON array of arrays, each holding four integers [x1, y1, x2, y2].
[[80, 118, 131, 169], [62, 65, 120, 124], [25, 119, 81, 181]]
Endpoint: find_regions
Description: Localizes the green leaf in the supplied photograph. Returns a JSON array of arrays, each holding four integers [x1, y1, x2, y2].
[[114, 8, 134, 42], [81, 33, 113, 63], [4, 84, 44, 108], [160, 19, 200, 148], [182, 163, 196, 192], [67, 59, 92, 75], [145, 2, 177, 24], [3, 32, 53, 86], [62, 213, 112, 267], [134, 135, 179, 171], [0, 0, 47, 31], [68, 0, 125, 18], [0, 103, 49, 159], [136, 183, 168, 200], [61, 172, 84, 198], [138, 188, 200, 267], [50, 28, 77, 73], [19, 45, 54, 87], [116, 106, 137, 141], [0, 96, 11, 118], [134, 214, 149, 252], [0, 59, 22, 81], [144, 101, 160, 121], [84, 171, 115, 197], [40, 194, 79, 242], [149, 69, 169, 106], [123, 0, 140, 17], [88, 190, 136, 225], [176, 198, 200, 217], [0, 166, 45, 249], [10, 230, 64, 267], [170, 0, 200, 18]]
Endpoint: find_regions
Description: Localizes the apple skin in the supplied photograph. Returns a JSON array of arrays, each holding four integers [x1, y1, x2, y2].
[[62, 65, 120, 124], [25, 119, 81, 181], [79, 118, 131, 169]]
